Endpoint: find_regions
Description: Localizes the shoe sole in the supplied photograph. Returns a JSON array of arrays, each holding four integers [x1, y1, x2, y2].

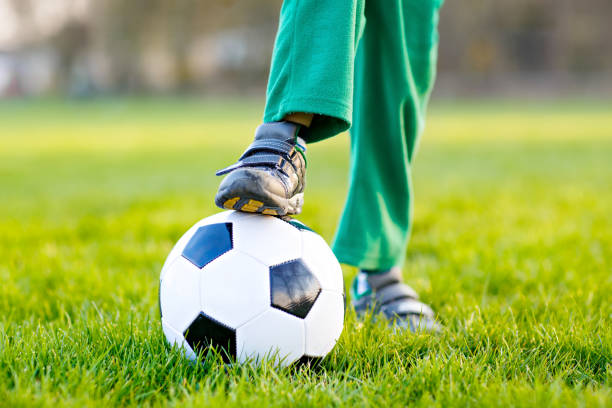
[[215, 169, 303, 216], [216, 194, 303, 216]]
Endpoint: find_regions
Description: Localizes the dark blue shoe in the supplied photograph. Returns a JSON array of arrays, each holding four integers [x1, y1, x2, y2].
[[351, 267, 441, 333], [215, 122, 306, 216]]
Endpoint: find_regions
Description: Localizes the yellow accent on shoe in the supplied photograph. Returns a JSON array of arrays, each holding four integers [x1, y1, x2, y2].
[[223, 197, 240, 209], [262, 208, 278, 216], [241, 199, 263, 212]]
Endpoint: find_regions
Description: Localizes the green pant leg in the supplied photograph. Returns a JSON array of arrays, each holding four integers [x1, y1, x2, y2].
[[263, 0, 365, 143], [332, 0, 443, 270]]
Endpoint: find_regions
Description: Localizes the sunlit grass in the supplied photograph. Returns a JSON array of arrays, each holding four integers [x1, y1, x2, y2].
[[0, 98, 610, 407]]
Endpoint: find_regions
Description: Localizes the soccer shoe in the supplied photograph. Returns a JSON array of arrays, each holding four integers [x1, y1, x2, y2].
[[215, 121, 307, 216], [351, 267, 441, 333]]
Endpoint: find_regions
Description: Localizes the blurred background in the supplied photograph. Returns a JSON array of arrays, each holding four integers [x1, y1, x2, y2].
[[0, 0, 611, 99], [1, 4, 610, 403]]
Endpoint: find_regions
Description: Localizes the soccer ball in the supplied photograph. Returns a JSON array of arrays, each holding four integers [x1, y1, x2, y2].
[[159, 211, 344, 366]]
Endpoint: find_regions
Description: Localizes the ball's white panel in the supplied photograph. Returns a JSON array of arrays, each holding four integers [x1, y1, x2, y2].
[[160, 223, 199, 282], [159, 256, 202, 333], [301, 230, 343, 293], [201, 251, 270, 328], [198, 210, 234, 226], [229, 212, 301, 266], [303, 290, 344, 357], [160, 211, 234, 281], [162, 319, 196, 361], [236, 308, 305, 366]]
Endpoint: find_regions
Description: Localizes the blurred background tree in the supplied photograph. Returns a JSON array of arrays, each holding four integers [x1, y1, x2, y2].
[[0, 0, 609, 98]]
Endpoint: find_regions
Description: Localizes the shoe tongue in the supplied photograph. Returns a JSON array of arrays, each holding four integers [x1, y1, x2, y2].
[[364, 266, 403, 290], [254, 121, 299, 144]]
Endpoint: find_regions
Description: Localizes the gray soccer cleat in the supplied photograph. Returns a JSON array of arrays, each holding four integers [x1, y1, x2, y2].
[[351, 267, 441, 333], [215, 121, 307, 216]]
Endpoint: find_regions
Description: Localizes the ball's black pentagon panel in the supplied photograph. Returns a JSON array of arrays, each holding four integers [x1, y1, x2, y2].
[[182, 223, 233, 268], [270, 259, 321, 318], [297, 355, 323, 368], [184, 312, 236, 362]]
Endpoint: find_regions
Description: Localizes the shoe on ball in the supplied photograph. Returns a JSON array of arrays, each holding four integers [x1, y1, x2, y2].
[[215, 121, 307, 216], [351, 267, 441, 333]]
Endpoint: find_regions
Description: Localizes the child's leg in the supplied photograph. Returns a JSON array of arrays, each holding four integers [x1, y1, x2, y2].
[[263, 0, 365, 143], [216, 0, 365, 215], [332, 0, 444, 269]]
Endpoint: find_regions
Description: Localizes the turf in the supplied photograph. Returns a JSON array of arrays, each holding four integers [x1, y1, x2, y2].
[[0, 98, 610, 407]]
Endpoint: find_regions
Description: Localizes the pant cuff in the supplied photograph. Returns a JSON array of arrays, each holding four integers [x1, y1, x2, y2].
[[333, 245, 403, 270], [264, 96, 351, 143]]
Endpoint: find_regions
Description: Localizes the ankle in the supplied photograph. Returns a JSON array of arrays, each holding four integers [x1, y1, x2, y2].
[[283, 112, 314, 128]]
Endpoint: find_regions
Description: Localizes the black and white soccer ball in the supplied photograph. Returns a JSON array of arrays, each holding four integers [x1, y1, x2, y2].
[[159, 211, 344, 366]]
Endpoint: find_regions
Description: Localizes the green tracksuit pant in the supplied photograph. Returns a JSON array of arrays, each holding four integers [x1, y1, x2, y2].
[[263, 0, 443, 270]]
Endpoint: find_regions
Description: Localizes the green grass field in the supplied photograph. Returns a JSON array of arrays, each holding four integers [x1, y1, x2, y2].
[[0, 98, 610, 407]]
